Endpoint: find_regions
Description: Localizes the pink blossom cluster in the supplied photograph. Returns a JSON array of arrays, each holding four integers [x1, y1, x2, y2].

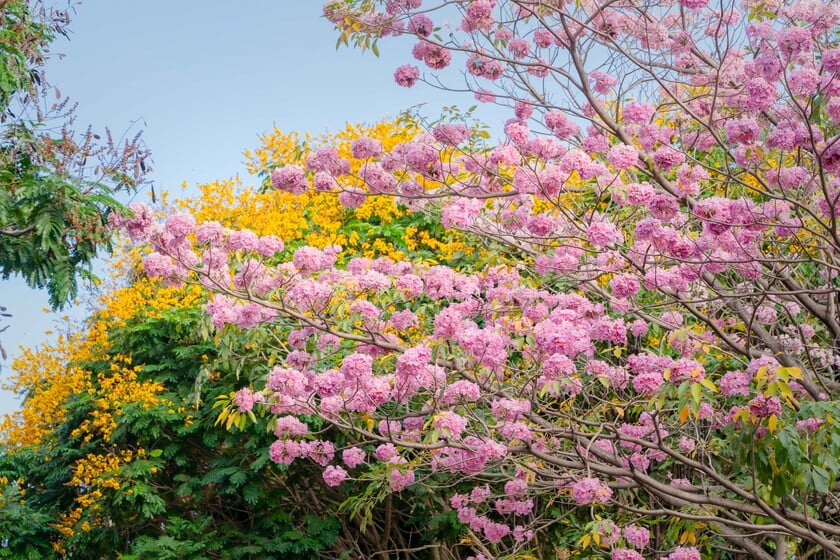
[[269, 439, 335, 466], [233, 387, 263, 412], [109, 202, 154, 241], [570, 477, 612, 505], [663, 546, 701, 560]]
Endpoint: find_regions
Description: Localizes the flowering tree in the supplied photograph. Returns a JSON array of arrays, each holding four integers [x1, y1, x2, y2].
[[121, 0, 840, 558], [1, 118, 479, 559]]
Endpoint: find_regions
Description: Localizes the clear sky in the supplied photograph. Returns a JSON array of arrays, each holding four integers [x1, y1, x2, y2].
[[0, 1, 503, 415]]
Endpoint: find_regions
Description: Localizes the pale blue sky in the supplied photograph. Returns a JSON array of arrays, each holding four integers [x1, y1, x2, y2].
[[1, 1, 503, 415]]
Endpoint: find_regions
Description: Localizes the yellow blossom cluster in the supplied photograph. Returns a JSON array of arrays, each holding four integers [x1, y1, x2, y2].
[[54, 492, 101, 543], [1, 278, 195, 448], [1, 338, 88, 447], [71, 357, 164, 443], [70, 448, 141, 489], [95, 277, 205, 325]]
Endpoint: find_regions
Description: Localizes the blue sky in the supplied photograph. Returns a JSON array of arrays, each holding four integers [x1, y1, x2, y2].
[[0, 1, 502, 415]]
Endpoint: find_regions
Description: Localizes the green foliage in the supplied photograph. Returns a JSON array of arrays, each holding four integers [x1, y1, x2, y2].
[[0, 1, 149, 311], [0, 1, 52, 111], [0, 133, 120, 308]]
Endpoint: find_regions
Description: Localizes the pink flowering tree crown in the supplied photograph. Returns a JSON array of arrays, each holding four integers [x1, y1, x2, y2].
[[119, 0, 840, 557]]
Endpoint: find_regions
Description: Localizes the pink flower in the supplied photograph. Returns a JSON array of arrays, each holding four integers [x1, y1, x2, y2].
[[470, 485, 491, 503], [266, 367, 308, 397], [630, 319, 648, 337], [623, 101, 654, 124], [679, 436, 696, 453], [432, 123, 470, 146], [442, 380, 481, 404], [514, 101, 532, 120], [508, 37, 531, 58], [748, 395, 782, 418], [164, 213, 196, 238], [462, 0, 495, 30], [269, 439, 303, 465], [504, 119, 530, 145], [396, 274, 424, 298], [395, 344, 431, 380], [287, 279, 332, 312], [504, 479, 527, 497], [340, 352, 374, 381], [664, 546, 701, 560], [234, 387, 262, 412], [533, 29, 556, 48], [375, 443, 399, 462], [322, 465, 348, 487], [720, 370, 751, 396], [206, 295, 239, 328], [359, 161, 397, 194], [413, 41, 452, 69], [483, 521, 511, 544], [824, 47, 840, 73], [306, 147, 350, 175], [275, 416, 309, 436], [228, 229, 259, 252], [571, 477, 612, 505], [407, 14, 433, 36], [776, 27, 812, 57], [389, 468, 415, 491], [434, 411, 468, 439], [495, 497, 534, 515], [724, 117, 760, 145], [612, 549, 644, 560], [789, 68, 819, 97], [424, 266, 457, 299], [351, 137, 384, 159], [342, 447, 366, 468], [745, 77, 776, 111], [587, 220, 623, 247], [388, 309, 418, 330], [338, 187, 366, 208], [669, 358, 705, 381], [826, 98, 840, 125], [292, 246, 329, 274], [255, 235, 284, 256], [610, 273, 640, 299], [652, 146, 686, 170], [545, 110, 580, 139], [467, 54, 504, 80], [541, 353, 575, 379], [490, 398, 531, 422], [302, 440, 335, 467], [591, 70, 618, 94], [512, 525, 534, 543], [623, 524, 650, 549], [270, 165, 308, 194], [796, 418, 823, 434], [633, 371, 664, 396], [143, 253, 176, 279], [195, 221, 224, 244], [526, 214, 555, 237], [607, 144, 639, 169], [113, 202, 153, 241]]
